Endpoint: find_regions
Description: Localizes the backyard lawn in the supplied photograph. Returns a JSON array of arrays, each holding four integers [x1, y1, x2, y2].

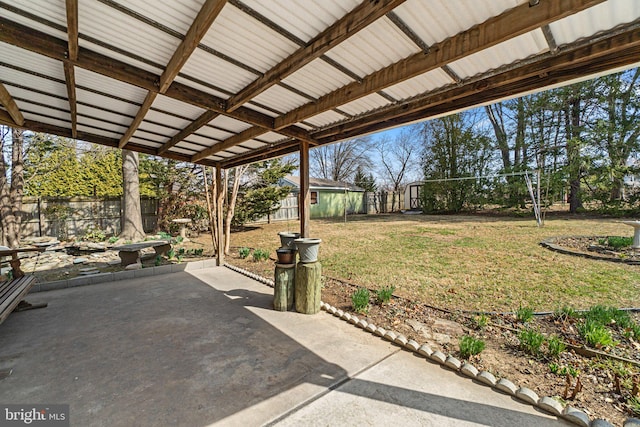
[[229, 213, 640, 312]]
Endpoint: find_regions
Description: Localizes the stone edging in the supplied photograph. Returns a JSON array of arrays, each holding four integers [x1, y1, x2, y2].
[[540, 236, 640, 265], [224, 263, 640, 427], [30, 259, 220, 293]]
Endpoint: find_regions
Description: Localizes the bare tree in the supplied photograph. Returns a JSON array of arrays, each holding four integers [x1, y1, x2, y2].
[[310, 137, 371, 182], [376, 126, 420, 211], [119, 149, 145, 241], [0, 127, 25, 247], [224, 165, 248, 255]]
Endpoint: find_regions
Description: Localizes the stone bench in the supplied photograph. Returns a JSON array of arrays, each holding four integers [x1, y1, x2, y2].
[[112, 240, 171, 267]]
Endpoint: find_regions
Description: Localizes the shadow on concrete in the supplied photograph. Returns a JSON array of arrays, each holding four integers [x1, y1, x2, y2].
[[0, 270, 568, 426]]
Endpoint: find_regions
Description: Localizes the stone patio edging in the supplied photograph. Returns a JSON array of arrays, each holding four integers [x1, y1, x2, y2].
[[224, 263, 639, 427], [540, 236, 640, 265], [29, 259, 220, 293]]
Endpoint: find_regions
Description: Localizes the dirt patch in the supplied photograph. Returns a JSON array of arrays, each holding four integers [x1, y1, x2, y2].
[[228, 254, 640, 426]]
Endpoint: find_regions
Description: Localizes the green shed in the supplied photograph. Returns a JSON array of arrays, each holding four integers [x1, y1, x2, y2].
[[281, 176, 366, 219]]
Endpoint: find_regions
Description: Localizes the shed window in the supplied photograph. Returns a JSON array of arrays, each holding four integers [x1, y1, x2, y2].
[[311, 191, 318, 205]]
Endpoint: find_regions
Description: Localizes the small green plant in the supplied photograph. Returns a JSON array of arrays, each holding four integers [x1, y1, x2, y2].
[[604, 236, 633, 249], [548, 362, 560, 375], [154, 255, 162, 266], [376, 285, 395, 304], [252, 249, 270, 262], [351, 288, 370, 314], [516, 305, 534, 323], [108, 236, 118, 244], [628, 396, 640, 416], [547, 335, 566, 357], [82, 227, 106, 242], [178, 248, 186, 256], [579, 320, 616, 348], [474, 313, 489, 330], [239, 247, 251, 259], [518, 328, 545, 356], [458, 335, 485, 359], [157, 231, 172, 241], [550, 364, 579, 377], [194, 248, 204, 256], [177, 255, 183, 263], [554, 305, 577, 321], [167, 248, 176, 260]]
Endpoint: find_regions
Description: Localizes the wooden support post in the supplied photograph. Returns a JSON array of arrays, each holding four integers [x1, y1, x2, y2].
[[274, 263, 295, 311], [299, 140, 310, 238], [215, 166, 224, 266], [295, 261, 322, 314]]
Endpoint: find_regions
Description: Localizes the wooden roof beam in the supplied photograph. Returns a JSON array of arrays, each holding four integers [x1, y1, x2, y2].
[[157, 110, 219, 155], [225, 0, 406, 112], [273, 0, 605, 129], [63, 63, 77, 138], [158, 0, 227, 93], [118, 92, 157, 148], [0, 83, 25, 126], [65, 0, 78, 61]]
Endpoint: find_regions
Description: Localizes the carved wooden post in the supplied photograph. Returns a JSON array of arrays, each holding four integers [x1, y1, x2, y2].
[[295, 261, 321, 314], [274, 262, 295, 311]]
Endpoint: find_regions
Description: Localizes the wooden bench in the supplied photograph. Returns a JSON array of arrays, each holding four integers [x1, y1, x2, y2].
[[112, 240, 172, 267], [0, 247, 46, 326]]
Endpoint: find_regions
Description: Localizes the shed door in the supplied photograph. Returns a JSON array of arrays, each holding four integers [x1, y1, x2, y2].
[[409, 185, 421, 209]]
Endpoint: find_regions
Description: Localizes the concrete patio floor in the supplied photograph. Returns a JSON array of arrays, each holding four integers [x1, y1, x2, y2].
[[0, 266, 572, 426]]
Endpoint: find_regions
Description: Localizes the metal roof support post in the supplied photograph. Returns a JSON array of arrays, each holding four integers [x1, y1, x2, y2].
[[299, 140, 310, 238], [215, 165, 225, 266]]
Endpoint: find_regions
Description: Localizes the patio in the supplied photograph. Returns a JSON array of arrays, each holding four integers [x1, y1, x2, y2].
[[0, 267, 570, 426]]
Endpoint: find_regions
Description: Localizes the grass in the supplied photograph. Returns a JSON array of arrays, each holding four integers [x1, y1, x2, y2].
[[351, 288, 370, 314], [518, 328, 545, 356], [228, 214, 640, 312]]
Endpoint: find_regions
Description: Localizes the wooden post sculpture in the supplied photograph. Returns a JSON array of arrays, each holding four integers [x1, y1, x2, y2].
[[274, 263, 295, 311], [295, 261, 322, 314]]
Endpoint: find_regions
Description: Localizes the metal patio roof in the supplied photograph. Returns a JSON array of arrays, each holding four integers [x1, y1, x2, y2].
[[1, 0, 640, 169]]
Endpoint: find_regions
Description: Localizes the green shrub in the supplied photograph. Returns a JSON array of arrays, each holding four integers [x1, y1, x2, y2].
[[108, 236, 118, 244], [547, 335, 566, 357], [518, 328, 545, 356], [604, 236, 633, 249], [167, 248, 176, 260], [579, 320, 616, 348], [459, 335, 485, 358], [516, 305, 534, 323], [239, 247, 251, 259], [583, 305, 629, 327], [376, 285, 395, 304], [351, 288, 370, 314], [155, 255, 162, 266], [82, 227, 106, 242]]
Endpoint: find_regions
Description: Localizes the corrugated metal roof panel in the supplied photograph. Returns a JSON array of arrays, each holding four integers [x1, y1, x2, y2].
[[139, 121, 178, 136], [173, 76, 230, 100], [295, 122, 315, 131], [22, 112, 69, 129], [77, 116, 127, 134], [1, 2, 67, 39], [383, 68, 454, 100], [550, 0, 640, 46], [214, 151, 233, 158], [200, 4, 299, 74], [18, 102, 70, 121], [0, 42, 64, 81], [249, 85, 310, 114], [324, 16, 421, 78], [180, 48, 257, 94], [257, 132, 288, 143], [78, 39, 163, 74], [338, 93, 391, 116], [175, 141, 205, 152], [144, 110, 192, 131], [184, 134, 218, 146], [195, 127, 233, 141], [282, 58, 355, 99], [77, 104, 131, 128], [75, 68, 148, 104], [304, 110, 345, 128], [76, 88, 140, 119], [132, 129, 165, 143], [79, 0, 180, 70], [6, 85, 69, 111], [0, 66, 67, 99], [169, 147, 197, 156], [152, 95, 206, 121], [77, 125, 122, 140], [243, 104, 279, 118], [209, 115, 253, 133], [394, 0, 523, 46], [239, 0, 360, 43], [113, 0, 202, 36], [129, 138, 161, 148], [242, 140, 268, 149], [225, 145, 250, 154], [448, 29, 548, 79]]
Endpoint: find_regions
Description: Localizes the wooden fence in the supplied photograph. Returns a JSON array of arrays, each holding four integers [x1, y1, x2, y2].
[[1, 197, 158, 241]]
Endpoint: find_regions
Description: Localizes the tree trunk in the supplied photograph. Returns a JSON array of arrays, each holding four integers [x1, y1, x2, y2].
[[8, 128, 25, 247], [566, 96, 583, 213], [120, 150, 145, 241], [0, 128, 10, 247]]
